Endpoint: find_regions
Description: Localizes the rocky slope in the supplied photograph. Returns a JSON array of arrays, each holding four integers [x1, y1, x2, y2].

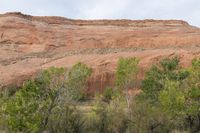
[[0, 12, 200, 92]]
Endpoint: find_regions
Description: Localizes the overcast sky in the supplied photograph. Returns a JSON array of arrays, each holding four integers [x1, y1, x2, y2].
[[0, 0, 200, 27]]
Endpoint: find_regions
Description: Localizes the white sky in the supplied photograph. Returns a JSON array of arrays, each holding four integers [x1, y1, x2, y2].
[[0, 0, 200, 27]]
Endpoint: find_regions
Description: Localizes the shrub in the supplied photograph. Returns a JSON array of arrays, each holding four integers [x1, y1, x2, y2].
[[128, 99, 173, 133], [46, 105, 84, 133], [102, 87, 114, 103], [85, 98, 128, 133]]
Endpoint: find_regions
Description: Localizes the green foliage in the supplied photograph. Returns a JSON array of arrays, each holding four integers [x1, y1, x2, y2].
[[159, 80, 186, 117], [66, 62, 93, 101], [85, 98, 127, 133], [35, 67, 65, 91], [0, 58, 199, 133], [183, 58, 200, 132], [5, 80, 45, 132], [140, 65, 164, 103], [101, 87, 115, 103], [0, 90, 10, 132], [141, 57, 189, 104], [47, 105, 84, 133], [2, 67, 67, 132], [138, 57, 200, 132], [0, 64, 93, 132], [128, 100, 172, 133], [40, 63, 92, 132], [116, 57, 139, 89], [116, 57, 139, 108], [160, 56, 179, 71]]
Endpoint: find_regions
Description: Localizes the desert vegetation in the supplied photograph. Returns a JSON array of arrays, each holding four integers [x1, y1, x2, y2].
[[0, 57, 199, 133]]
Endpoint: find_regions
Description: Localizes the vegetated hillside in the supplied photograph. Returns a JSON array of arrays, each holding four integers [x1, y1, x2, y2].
[[0, 12, 200, 91]]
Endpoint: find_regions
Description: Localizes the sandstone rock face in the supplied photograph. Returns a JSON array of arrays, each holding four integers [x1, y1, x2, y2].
[[0, 12, 200, 92]]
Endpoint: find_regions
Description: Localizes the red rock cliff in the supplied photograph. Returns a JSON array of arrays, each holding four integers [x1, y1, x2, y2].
[[0, 12, 199, 91]]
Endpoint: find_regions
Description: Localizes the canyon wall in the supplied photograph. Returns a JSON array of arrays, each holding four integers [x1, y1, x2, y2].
[[0, 12, 200, 92]]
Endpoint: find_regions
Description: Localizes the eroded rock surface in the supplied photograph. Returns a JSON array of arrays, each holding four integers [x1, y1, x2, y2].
[[0, 12, 200, 91]]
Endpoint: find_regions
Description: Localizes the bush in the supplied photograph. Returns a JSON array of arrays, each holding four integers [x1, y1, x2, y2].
[[102, 87, 114, 103], [84, 98, 128, 133], [128, 99, 173, 133], [46, 105, 84, 133]]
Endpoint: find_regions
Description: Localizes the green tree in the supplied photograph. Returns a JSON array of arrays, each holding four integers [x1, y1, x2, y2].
[[163, 58, 200, 132], [183, 58, 200, 132], [40, 63, 92, 132], [5, 80, 46, 132], [138, 57, 199, 132], [66, 62, 93, 101], [116, 57, 139, 108], [4, 67, 66, 133], [141, 57, 189, 104], [2, 64, 92, 133], [159, 80, 186, 117]]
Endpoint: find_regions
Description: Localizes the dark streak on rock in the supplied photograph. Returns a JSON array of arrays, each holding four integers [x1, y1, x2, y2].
[[1, 32, 4, 39]]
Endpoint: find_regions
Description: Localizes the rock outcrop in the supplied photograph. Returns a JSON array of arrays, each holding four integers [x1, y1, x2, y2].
[[0, 12, 200, 92]]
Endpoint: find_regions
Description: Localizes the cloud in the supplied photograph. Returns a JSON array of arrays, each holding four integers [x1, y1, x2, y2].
[[75, 0, 131, 19], [0, 0, 199, 27]]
